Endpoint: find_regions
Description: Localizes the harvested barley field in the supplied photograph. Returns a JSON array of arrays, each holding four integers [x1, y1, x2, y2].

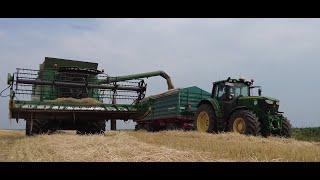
[[0, 130, 319, 162]]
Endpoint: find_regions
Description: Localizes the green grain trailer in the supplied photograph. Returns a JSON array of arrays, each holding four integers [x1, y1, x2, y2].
[[135, 86, 211, 131]]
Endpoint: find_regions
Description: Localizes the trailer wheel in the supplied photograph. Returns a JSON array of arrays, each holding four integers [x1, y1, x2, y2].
[[144, 123, 155, 132], [166, 123, 178, 130], [194, 103, 216, 133]]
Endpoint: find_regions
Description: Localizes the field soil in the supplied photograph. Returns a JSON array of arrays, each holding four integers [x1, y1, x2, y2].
[[0, 130, 319, 162]]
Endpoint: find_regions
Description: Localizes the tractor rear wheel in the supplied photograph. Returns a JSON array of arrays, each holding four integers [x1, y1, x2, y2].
[[194, 103, 216, 133], [279, 118, 292, 138], [228, 110, 261, 136]]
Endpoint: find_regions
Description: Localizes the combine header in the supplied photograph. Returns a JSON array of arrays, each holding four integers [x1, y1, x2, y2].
[[7, 57, 174, 135]]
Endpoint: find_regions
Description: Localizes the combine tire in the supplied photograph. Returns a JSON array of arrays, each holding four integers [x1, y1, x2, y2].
[[26, 119, 50, 136], [76, 120, 106, 135], [279, 118, 292, 138], [228, 110, 261, 136], [194, 103, 216, 133]]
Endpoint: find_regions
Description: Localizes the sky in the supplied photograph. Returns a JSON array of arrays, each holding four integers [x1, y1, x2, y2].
[[0, 18, 319, 129]]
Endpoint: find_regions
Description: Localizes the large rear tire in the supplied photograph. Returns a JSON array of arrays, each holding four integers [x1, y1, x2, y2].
[[194, 103, 216, 133], [228, 110, 261, 136]]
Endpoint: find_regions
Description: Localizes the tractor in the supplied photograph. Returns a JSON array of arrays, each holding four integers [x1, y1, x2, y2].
[[194, 77, 292, 137]]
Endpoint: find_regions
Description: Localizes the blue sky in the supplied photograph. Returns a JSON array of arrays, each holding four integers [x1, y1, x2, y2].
[[0, 18, 319, 129]]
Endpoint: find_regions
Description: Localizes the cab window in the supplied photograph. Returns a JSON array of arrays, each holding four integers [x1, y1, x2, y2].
[[217, 85, 226, 99]]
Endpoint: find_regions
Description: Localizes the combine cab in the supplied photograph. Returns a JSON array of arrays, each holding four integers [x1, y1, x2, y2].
[[7, 57, 174, 135]]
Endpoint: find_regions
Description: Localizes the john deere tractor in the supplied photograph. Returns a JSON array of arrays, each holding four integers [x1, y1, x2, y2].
[[194, 77, 292, 137]]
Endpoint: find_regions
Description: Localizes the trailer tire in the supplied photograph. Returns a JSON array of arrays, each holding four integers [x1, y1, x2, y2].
[[166, 123, 178, 130]]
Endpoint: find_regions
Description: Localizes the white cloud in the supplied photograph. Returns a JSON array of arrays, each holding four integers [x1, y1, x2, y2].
[[0, 31, 4, 38]]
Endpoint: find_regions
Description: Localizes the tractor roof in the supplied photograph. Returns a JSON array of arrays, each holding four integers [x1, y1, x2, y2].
[[213, 77, 253, 86]]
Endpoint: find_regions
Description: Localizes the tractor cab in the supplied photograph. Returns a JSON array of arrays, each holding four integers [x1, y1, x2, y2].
[[211, 77, 261, 101]]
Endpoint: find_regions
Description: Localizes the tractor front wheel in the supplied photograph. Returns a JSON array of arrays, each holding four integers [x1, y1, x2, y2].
[[194, 103, 216, 133], [279, 118, 292, 138], [228, 110, 261, 136]]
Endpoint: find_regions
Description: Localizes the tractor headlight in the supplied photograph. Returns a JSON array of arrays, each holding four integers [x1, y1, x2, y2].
[[265, 99, 274, 105], [276, 101, 279, 106]]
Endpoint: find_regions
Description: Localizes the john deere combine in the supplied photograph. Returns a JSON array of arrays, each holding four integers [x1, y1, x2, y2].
[[194, 77, 292, 137], [7, 57, 174, 135]]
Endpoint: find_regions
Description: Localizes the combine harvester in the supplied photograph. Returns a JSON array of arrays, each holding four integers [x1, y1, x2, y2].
[[6, 57, 174, 135]]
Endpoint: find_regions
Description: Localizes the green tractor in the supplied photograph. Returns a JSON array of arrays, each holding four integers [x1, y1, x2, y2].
[[194, 77, 292, 137]]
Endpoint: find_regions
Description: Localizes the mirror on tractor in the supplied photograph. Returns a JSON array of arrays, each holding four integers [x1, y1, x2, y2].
[[258, 88, 262, 96], [250, 86, 262, 96]]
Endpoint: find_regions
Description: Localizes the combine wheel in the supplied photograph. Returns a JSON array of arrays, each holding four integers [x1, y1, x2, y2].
[[76, 120, 106, 135], [194, 104, 216, 133], [228, 110, 261, 136], [26, 119, 50, 136]]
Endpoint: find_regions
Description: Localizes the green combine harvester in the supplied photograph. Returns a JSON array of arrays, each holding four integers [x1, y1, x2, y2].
[[7, 57, 174, 135]]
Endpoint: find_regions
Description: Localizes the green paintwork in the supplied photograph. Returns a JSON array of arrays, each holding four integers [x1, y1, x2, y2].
[[42, 57, 98, 70], [198, 78, 287, 134], [7, 73, 13, 85], [140, 86, 211, 121], [97, 70, 174, 90], [13, 100, 147, 112], [238, 96, 279, 102], [10, 57, 177, 124]]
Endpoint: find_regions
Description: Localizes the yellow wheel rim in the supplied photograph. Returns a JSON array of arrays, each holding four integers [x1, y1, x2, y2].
[[196, 111, 210, 132], [233, 118, 246, 134]]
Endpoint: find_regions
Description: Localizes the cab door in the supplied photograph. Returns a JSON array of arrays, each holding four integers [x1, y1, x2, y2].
[[215, 83, 236, 119]]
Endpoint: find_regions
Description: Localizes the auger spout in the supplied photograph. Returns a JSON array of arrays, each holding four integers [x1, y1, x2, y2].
[[99, 70, 174, 90]]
